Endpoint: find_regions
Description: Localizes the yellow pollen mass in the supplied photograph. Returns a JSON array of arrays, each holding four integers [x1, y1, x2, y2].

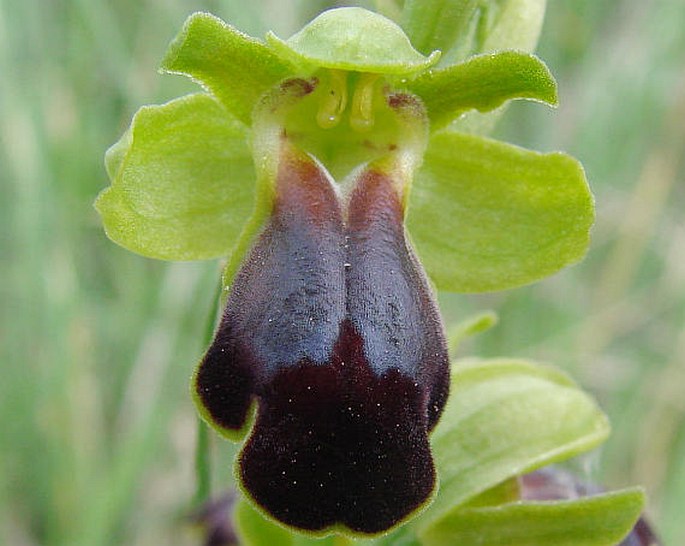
[[350, 73, 379, 132], [316, 70, 380, 132], [316, 70, 348, 129]]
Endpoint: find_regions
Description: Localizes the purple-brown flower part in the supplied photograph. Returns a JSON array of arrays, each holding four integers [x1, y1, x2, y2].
[[195, 138, 449, 534]]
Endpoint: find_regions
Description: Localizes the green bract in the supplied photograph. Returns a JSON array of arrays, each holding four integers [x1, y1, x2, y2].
[[96, 4, 593, 294]]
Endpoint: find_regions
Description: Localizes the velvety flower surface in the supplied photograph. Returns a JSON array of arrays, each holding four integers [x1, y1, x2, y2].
[[96, 4, 607, 539]]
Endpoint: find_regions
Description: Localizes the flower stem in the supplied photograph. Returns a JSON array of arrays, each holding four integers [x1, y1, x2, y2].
[[194, 419, 211, 505], [193, 280, 222, 506]]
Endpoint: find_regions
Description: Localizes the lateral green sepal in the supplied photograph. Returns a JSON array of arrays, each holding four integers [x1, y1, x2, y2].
[[95, 93, 255, 261], [408, 131, 593, 293]]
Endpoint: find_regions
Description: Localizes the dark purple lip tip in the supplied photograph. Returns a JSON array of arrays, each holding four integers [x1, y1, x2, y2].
[[240, 319, 436, 534]]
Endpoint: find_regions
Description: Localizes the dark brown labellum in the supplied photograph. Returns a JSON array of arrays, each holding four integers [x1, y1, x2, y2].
[[195, 141, 449, 535]]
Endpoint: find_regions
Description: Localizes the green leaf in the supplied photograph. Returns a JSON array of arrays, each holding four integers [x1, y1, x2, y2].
[[161, 12, 296, 125], [420, 489, 645, 546], [96, 93, 255, 261], [407, 51, 557, 129], [266, 7, 439, 75], [408, 131, 593, 293], [417, 359, 610, 529], [400, 0, 479, 58]]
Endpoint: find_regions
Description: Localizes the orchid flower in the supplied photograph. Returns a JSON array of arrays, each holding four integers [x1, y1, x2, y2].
[[96, 3, 645, 543]]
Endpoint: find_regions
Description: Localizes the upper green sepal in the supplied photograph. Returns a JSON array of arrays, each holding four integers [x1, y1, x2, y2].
[[96, 93, 256, 261], [160, 12, 296, 124], [266, 7, 440, 75], [407, 51, 558, 129]]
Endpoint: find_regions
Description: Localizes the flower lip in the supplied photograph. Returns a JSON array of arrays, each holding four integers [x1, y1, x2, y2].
[[194, 140, 449, 536], [265, 7, 440, 75]]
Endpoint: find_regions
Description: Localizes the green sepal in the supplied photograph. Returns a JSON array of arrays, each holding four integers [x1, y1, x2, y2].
[[408, 131, 593, 293], [407, 51, 557, 130], [419, 488, 645, 546], [160, 12, 296, 125], [95, 93, 255, 261], [104, 127, 131, 180], [417, 358, 610, 529], [266, 7, 440, 75]]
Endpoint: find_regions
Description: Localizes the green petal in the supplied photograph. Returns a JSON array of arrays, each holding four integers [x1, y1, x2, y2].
[[420, 489, 645, 546], [95, 93, 255, 261], [400, 0, 479, 58], [418, 358, 610, 529], [408, 131, 593, 293], [266, 7, 440, 75], [161, 12, 296, 125], [407, 51, 557, 129]]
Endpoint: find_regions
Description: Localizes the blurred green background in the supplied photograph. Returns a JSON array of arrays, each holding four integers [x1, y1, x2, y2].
[[1, 0, 684, 544]]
